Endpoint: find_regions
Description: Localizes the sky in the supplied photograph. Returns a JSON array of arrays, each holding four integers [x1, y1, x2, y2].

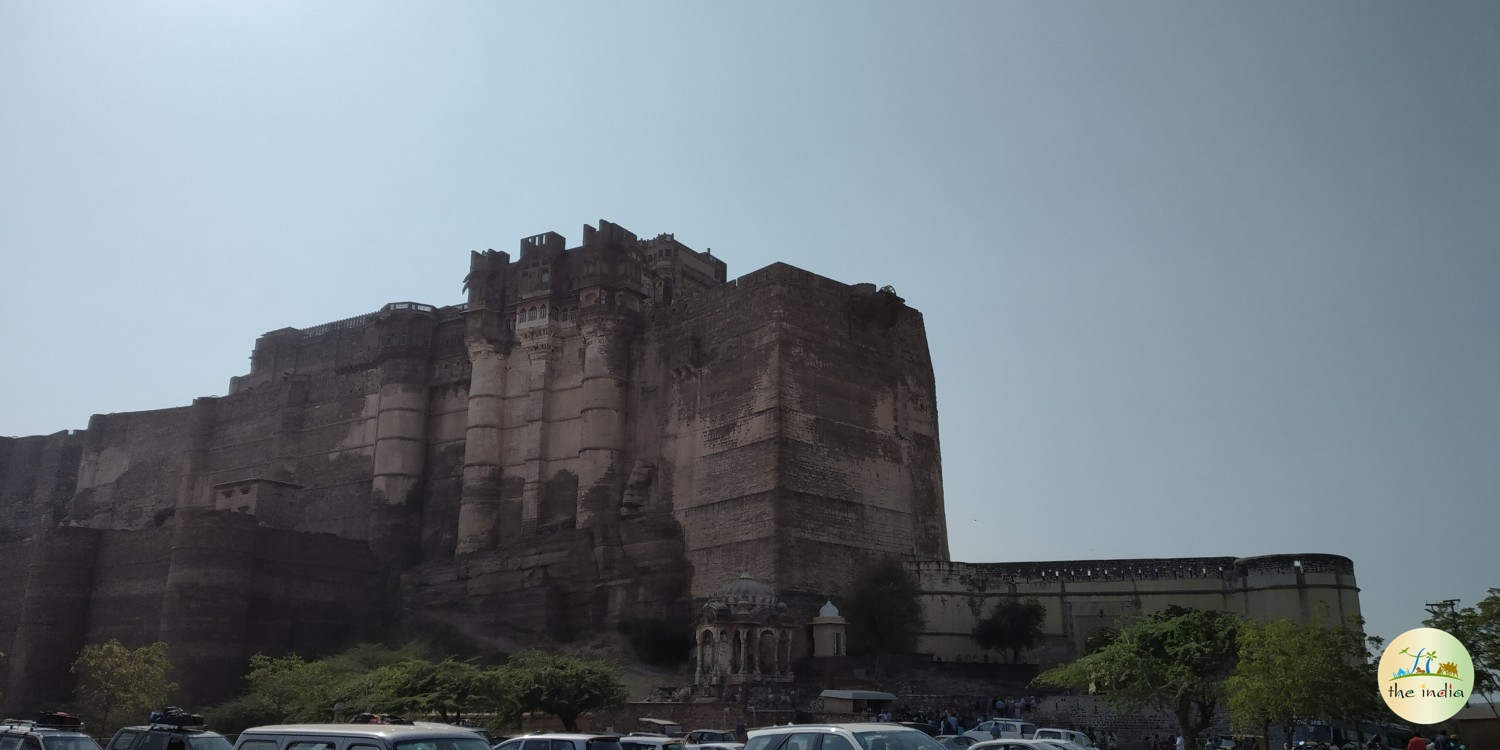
[[2, 1, 1496, 651]]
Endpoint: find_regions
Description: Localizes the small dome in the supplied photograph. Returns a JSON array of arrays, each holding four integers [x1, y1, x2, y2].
[[818, 600, 840, 617], [713, 572, 779, 607]]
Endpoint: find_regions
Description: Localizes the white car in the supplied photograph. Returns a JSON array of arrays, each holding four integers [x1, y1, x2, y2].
[[962, 722, 1038, 743], [685, 732, 742, 750], [747, 723, 946, 750], [968, 740, 1073, 750], [1031, 731, 1093, 749]]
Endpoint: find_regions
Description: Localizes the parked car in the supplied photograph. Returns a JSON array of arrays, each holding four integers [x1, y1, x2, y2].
[[620, 738, 686, 750], [937, 736, 980, 750], [962, 722, 1037, 743], [896, 727, 941, 740], [684, 732, 739, 750], [1029, 731, 1092, 749], [410, 724, 491, 744], [747, 723, 946, 750], [968, 740, 1074, 750], [107, 714, 233, 750], [492, 733, 625, 750], [684, 731, 741, 750], [235, 725, 497, 750], [1, 715, 103, 750]]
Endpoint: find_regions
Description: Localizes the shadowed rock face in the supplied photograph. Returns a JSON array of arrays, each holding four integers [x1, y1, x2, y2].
[[0, 221, 950, 709]]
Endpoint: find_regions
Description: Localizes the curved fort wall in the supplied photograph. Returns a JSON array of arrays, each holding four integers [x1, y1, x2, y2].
[[912, 553, 1359, 665]]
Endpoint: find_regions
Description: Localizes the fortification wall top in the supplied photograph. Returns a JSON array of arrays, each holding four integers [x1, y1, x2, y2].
[[911, 553, 1355, 587]]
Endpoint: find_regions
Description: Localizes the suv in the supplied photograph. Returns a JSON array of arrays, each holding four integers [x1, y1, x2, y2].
[[491, 734, 624, 750], [235, 725, 496, 750], [620, 739, 684, 750], [1, 715, 103, 750], [747, 724, 945, 750], [106, 719, 232, 750], [684, 732, 741, 750]]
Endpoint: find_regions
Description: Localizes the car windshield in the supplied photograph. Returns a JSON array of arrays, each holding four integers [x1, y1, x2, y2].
[[186, 738, 232, 750], [396, 739, 494, 750], [44, 737, 103, 750], [854, 730, 946, 750], [1291, 728, 1332, 745]]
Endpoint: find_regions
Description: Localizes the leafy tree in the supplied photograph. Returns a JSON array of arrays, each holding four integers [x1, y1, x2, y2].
[[206, 645, 519, 734], [1033, 607, 1243, 748], [1422, 589, 1500, 705], [502, 650, 627, 731], [71, 640, 178, 735], [843, 557, 926, 657], [973, 599, 1047, 663], [369, 657, 491, 720], [1229, 614, 1387, 749]]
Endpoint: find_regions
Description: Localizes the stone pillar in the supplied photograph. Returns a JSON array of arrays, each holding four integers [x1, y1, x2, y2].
[[369, 380, 429, 562], [457, 342, 506, 552], [368, 309, 434, 564], [158, 508, 255, 705], [456, 249, 512, 554], [576, 319, 629, 527], [518, 330, 559, 527]]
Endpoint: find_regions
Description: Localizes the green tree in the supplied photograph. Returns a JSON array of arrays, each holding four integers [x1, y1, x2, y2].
[[843, 557, 926, 657], [1230, 614, 1386, 749], [370, 657, 490, 720], [502, 650, 627, 731], [71, 640, 178, 735], [206, 644, 518, 734], [973, 599, 1047, 663], [1033, 607, 1243, 748], [1422, 589, 1500, 706]]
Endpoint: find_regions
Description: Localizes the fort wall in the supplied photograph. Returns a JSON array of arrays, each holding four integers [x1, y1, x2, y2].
[[0, 219, 1360, 711], [911, 553, 1360, 665], [0, 511, 394, 713]]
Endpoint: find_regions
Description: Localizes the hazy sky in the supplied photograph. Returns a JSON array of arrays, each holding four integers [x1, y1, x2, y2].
[[2, 2, 1496, 650]]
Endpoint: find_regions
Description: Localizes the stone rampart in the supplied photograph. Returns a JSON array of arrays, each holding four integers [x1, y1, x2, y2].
[[912, 553, 1360, 665]]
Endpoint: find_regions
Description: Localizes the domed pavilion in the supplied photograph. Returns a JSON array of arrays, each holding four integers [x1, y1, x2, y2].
[[693, 572, 795, 685]]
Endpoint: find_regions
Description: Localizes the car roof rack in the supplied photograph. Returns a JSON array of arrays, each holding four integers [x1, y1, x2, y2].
[[147, 708, 207, 730]]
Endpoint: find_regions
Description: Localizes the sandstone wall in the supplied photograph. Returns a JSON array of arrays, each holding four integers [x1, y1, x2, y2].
[[912, 553, 1360, 665], [0, 510, 395, 713], [0, 432, 84, 538]]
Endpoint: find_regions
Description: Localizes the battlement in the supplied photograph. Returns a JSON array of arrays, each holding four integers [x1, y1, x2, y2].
[[909, 552, 1356, 586], [518, 231, 566, 258]]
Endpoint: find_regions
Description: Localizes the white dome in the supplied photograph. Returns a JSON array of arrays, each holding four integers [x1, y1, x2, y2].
[[819, 600, 841, 617]]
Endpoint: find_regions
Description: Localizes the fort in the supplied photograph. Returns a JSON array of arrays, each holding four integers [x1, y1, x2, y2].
[[0, 220, 1358, 711]]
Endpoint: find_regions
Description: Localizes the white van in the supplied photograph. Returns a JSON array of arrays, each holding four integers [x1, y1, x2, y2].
[[1031, 730, 1093, 748], [235, 724, 497, 750]]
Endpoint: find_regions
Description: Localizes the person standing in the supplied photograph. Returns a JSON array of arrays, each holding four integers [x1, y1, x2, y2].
[[1404, 732, 1425, 750], [1175, 736, 1186, 750]]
